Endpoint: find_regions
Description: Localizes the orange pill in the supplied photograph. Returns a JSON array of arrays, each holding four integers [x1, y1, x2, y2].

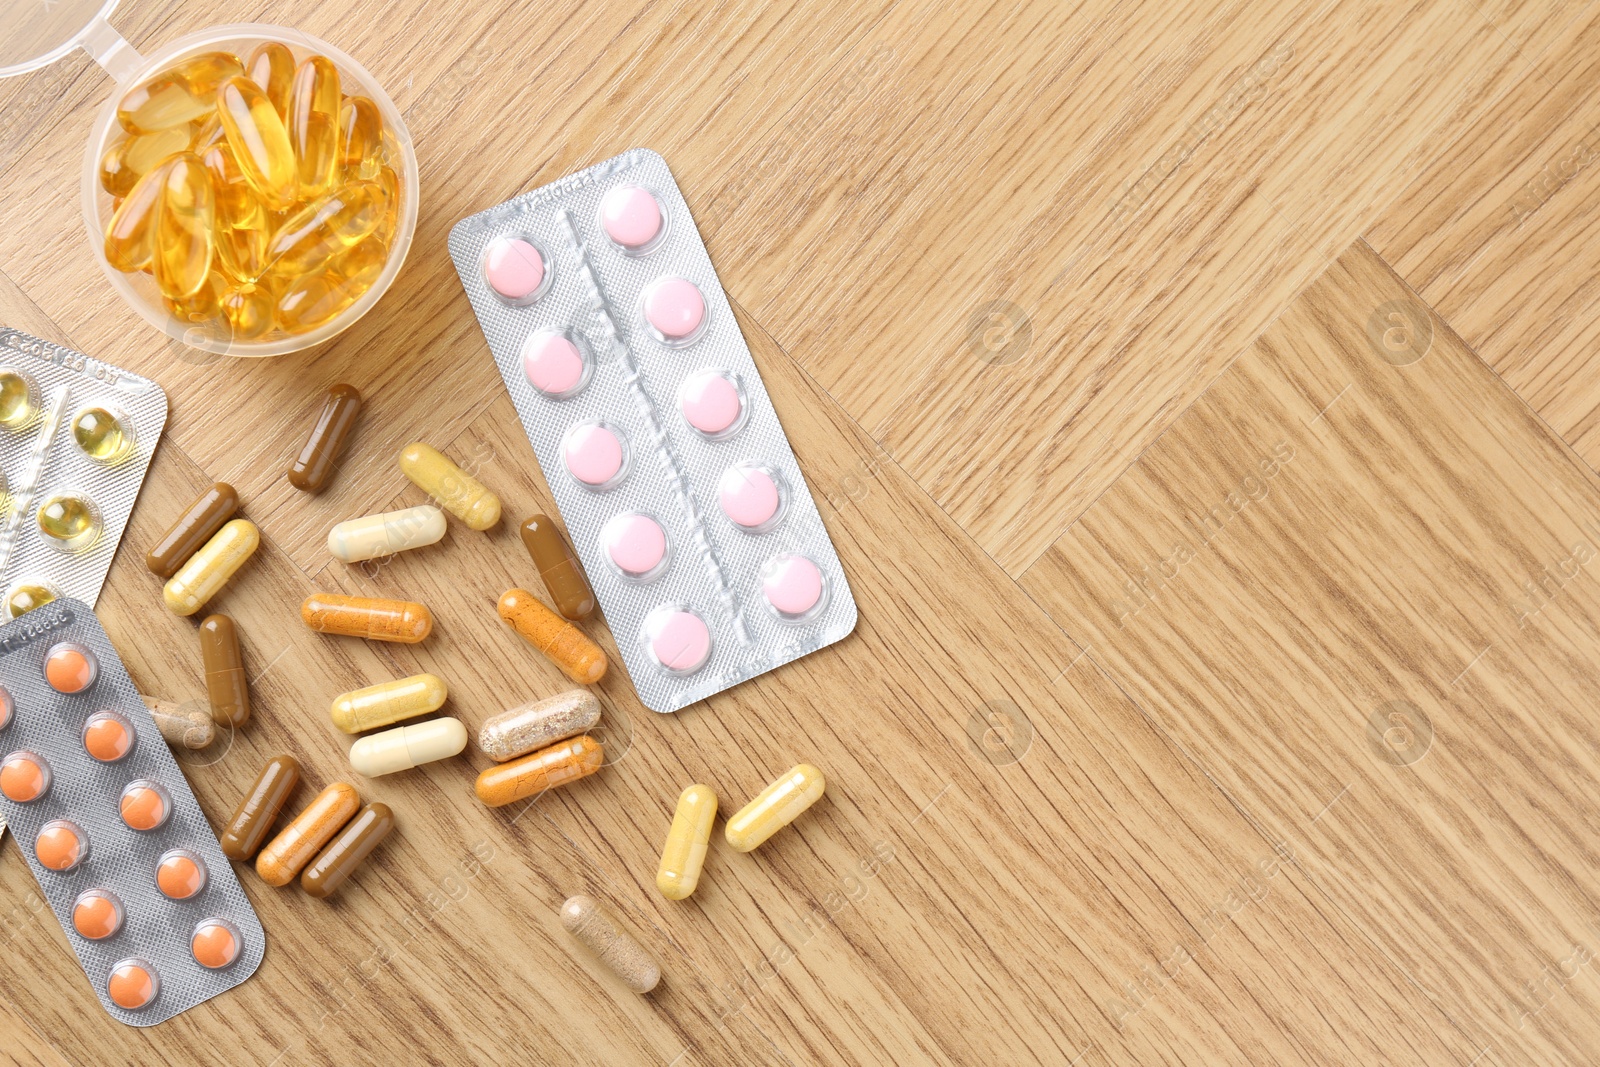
[[474, 735, 604, 808], [36, 820, 87, 871], [301, 593, 432, 643], [120, 780, 172, 831], [256, 782, 360, 886], [156, 849, 207, 900], [496, 589, 607, 684], [1, 751, 49, 802], [191, 918, 242, 969], [107, 958, 159, 1010], [83, 710, 135, 762], [72, 889, 124, 940], [45, 643, 97, 694]]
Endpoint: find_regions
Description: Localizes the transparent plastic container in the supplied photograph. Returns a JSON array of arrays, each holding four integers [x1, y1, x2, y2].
[[1, 3, 419, 357]]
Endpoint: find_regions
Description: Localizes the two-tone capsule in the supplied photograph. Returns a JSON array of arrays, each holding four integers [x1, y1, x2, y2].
[[163, 519, 259, 616], [220, 754, 300, 860], [327, 505, 446, 563], [140, 695, 215, 750], [349, 718, 467, 777], [497, 588, 606, 684], [474, 735, 603, 807], [302, 593, 432, 643], [657, 784, 717, 900], [477, 690, 600, 761], [330, 673, 447, 733], [725, 764, 826, 852], [398, 442, 501, 530], [257, 782, 359, 886]]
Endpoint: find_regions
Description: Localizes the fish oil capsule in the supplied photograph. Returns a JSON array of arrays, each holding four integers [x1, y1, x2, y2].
[[217, 75, 297, 209], [287, 383, 362, 491], [220, 754, 300, 860], [83, 710, 135, 763], [117, 51, 245, 133], [45, 643, 98, 694], [520, 514, 595, 620], [221, 283, 275, 339], [164, 269, 227, 325], [152, 153, 216, 301], [37, 492, 101, 552], [274, 235, 389, 333], [191, 918, 243, 969], [301, 593, 433, 643], [146, 482, 238, 579], [1, 751, 51, 802], [478, 689, 601, 762], [497, 589, 607, 684], [474, 735, 604, 807], [5, 581, 58, 619], [244, 42, 294, 119], [0, 368, 38, 427], [340, 95, 384, 180], [349, 718, 467, 777], [559, 895, 660, 993], [203, 141, 267, 237], [289, 56, 342, 196], [725, 764, 826, 852], [200, 614, 250, 728], [301, 802, 393, 898], [399, 442, 501, 530], [72, 406, 133, 462], [156, 848, 208, 900], [141, 696, 215, 750], [257, 782, 360, 886], [328, 505, 446, 563], [657, 784, 717, 900], [104, 159, 172, 272], [73, 889, 125, 940], [164, 519, 259, 616], [330, 673, 447, 734], [99, 124, 191, 198], [266, 180, 387, 276], [107, 958, 160, 1010], [36, 819, 87, 871], [120, 779, 173, 831]]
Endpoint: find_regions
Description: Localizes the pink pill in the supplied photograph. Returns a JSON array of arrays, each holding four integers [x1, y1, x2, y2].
[[642, 276, 706, 343], [603, 513, 668, 579], [522, 332, 587, 397], [763, 555, 825, 618], [600, 185, 664, 251], [484, 237, 547, 302], [719, 465, 782, 529], [680, 371, 743, 436], [564, 423, 626, 488], [646, 608, 711, 673]]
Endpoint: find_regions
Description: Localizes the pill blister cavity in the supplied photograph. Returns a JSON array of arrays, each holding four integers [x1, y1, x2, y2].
[[6, 581, 59, 619], [601, 512, 669, 582], [2, 750, 51, 802], [599, 184, 666, 254], [73, 889, 125, 940], [0, 686, 12, 730], [83, 709, 136, 763], [521, 330, 591, 399], [483, 236, 550, 305], [644, 606, 712, 675], [157, 848, 208, 900], [37, 493, 102, 553], [762, 554, 827, 621], [0, 369, 38, 428], [641, 275, 707, 346], [563, 422, 629, 490], [719, 463, 785, 532], [679, 369, 745, 438], [107, 958, 159, 1010], [36, 819, 87, 871], [191, 918, 243, 969], [120, 779, 173, 831], [72, 406, 134, 462], [45, 642, 99, 694]]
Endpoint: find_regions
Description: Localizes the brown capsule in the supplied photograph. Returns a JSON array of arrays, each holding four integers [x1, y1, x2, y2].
[[474, 735, 604, 807], [146, 482, 239, 579], [257, 782, 360, 886], [302, 593, 432, 643], [220, 754, 300, 860], [300, 802, 394, 898], [519, 515, 595, 621], [497, 589, 606, 684], [287, 383, 362, 492], [199, 614, 249, 728]]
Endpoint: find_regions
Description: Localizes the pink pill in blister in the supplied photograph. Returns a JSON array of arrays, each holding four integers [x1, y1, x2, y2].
[[600, 185, 664, 251], [719, 464, 782, 530], [563, 423, 627, 488], [642, 276, 706, 344], [763, 555, 825, 619], [645, 608, 711, 674], [679, 371, 744, 437], [483, 237, 548, 303], [602, 512, 668, 579], [522, 332, 587, 397]]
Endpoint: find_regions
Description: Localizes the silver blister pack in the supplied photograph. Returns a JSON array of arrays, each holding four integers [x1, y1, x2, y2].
[[449, 149, 856, 713], [0, 600, 264, 1025]]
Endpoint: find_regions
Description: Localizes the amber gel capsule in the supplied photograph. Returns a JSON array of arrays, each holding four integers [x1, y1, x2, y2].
[[475, 735, 604, 807], [725, 764, 826, 852], [349, 718, 467, 776], [289, 56, 342, 197], [657, 784, 717, 900], [331, 673, 447, 734], [288, 383, 362, 492], [217, 75, 297, 209], [497, 589, 607, 684], [520, 514, 595, 620], [257, 782, 360, 886], [198, 615, 250, 728], [560, 895, 660, 993], [245, 42, 294, 120], [399, 443, 501, 530], [164, 519, 259, 616], [302, 593, 432, 643], [478, 689, 601, 762], [301, 802, 394, 898], [147, 482, 239, 579], [220, 755, 300, 860]]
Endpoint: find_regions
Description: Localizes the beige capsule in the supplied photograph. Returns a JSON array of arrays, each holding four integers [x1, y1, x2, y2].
[[559, 895, 660, 993], [477, 690, 600, 762], [327, 505, 446, 563], [349, 718, 467, 777]]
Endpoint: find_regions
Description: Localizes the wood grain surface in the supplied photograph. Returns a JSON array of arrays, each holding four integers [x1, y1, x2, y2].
[[0, 0, 1596, 1064]]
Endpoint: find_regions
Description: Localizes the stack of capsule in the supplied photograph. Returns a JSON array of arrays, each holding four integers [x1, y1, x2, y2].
[[99, 43, 403, 341]]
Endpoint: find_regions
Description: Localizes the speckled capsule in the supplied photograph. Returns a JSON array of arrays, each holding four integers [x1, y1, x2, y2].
[[302, 594, 432, 643], [560, 895, 660, 993], [398, 442, 501, 530], [330, 674, 447, 734], [256, 782, 360, 886], [497, 589, 606, 684], [657, 784, 717, 900], [477, 690, 600, 762], [140, 696, 215, 749], [163, 519, 259, 616], [474, 735, 603, 807], [725, 764, 826, 852]]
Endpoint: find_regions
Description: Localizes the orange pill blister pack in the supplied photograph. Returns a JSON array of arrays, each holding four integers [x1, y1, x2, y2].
[[0, 599, 263, 1025]]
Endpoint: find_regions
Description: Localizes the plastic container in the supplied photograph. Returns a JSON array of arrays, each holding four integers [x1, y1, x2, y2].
[[0, 4, 419, 357]]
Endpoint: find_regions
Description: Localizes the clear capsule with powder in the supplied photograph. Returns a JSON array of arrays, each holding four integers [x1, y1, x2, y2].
[[478, 689, 601, 762]]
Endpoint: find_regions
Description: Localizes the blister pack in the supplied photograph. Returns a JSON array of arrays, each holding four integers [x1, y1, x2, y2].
[[450, 149, 855, 713], [0, 600, 264, 1024]]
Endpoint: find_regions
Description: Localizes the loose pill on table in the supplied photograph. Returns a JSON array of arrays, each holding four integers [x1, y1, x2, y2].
[[521, 331, 588, 397], [474, 735, 604, 807], [288, 383, 362, 492], [200, 614, 250, 728], [483, 237, 548, 303], [679, 370, 744, 436], [328, 504, 446, 563], [191, 918, 243, 969], [601, 513, 668, 581], [73, 889, 125, 940], [2, 751, 50, 802], [399, 442, 501, 530], [559, 895, 660, 993], [83, 710, 135, 763], [120, 780, 173, 831], [519, 514, 595, 620], [45, 643, 98, 694], [349, 717, 467, 777], [497, 588, 607, 684], [302, 593, 433, 643], [331, 673, 447, 734], [600, 185, 664, 251], [36, 820, 87, 871], [257, 782, 360, 887], [163, 519, 260, 616], [301, 802, 394, 898], [644, 608, 711, 674], [156, 848, 207, 900], [657, 784, 717, 901], [220, 754, 301, 860], [478, 689, 601, 762], [141, 695, 215, 750], [641, 276, 706, 344], [146, 482, 239, 578], [107, 958, 160, 1010], [725, 764, 826, 852], [719, 464, 783, 530]]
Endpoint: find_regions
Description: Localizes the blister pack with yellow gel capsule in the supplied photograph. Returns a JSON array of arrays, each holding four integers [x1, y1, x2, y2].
[[0, 600, 263, 1025], [0, 330, 168, 621], [449, 149, 856, 713]]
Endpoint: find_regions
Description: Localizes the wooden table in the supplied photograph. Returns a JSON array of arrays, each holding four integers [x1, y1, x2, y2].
[[3, 0, 1600, 1062]]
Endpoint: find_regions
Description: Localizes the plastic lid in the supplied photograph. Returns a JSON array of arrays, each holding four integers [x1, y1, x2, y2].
[[0, 3, 139, 81]]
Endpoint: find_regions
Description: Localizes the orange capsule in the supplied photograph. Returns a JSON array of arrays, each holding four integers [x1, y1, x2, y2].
[[104, 159, 174, 273], [152, 153, 216, 301], [265, 181, 387, 277], [289, 57, 342, 196], [256, 782, 360, 886], [301, 593, 432, 643], [474, 735, 604, 807], [497, 588, 607, 684], [99, 125, 191, 198], [245, 42, 294, 120], [116, 51, 244, 134], [217, 76, 297, 210], [339, 96, 384, 180]]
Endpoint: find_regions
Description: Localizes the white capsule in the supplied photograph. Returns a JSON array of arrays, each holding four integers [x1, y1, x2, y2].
[[327, 505, 447, 563], [349, 717, 467, 776]]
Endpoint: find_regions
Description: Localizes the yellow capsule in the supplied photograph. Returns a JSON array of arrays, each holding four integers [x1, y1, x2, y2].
[[265, 181, 386, 277], [375, 166, 401, 242], [116, 51, 244, 134], [725, 764, 825, 853], [0, 370, 38, 428], [217, 76, 297, 210], [274, 235, 387, 333], [163, 519, 260, 616], [657, 784, 717, 900], [72, 407, 133, 462], [104, 159, 173, 273], [191, 111, 225, 152], [221, 284, 275, 340], [203, 142, 267, 235], [99, 126, 191, 198], [339, 96, 384, 181], [289, 57, 342, 196], [37, 493, 101, 553], [331, 673, 448, 734], [152, 154, 216, 301], [244, 42, 294, 120], [5, 582, 57, 619], [165, 269, 227, 325], [399, 443, 501, 530]]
